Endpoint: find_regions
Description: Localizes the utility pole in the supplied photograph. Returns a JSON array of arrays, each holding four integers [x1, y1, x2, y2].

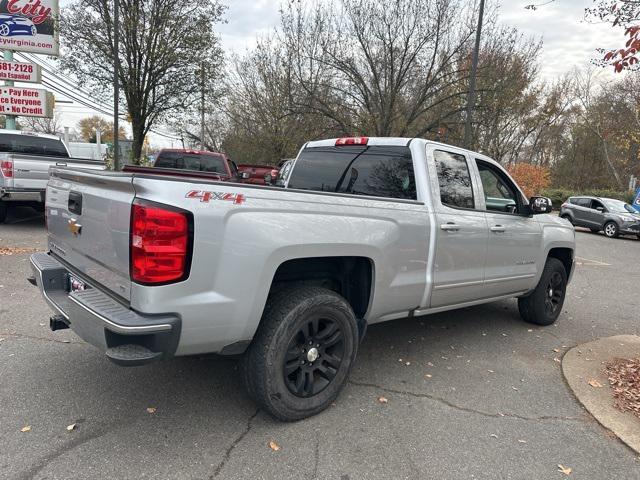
[[3, 51, 16, 130], [113, 0, 120, 170], [463, 0, 486, 150], [200, 62, 205, 150]]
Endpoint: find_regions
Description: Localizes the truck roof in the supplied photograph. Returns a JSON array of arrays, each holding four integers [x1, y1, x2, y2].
[[304, 137, 498, 165], [0, 129, 64, 141]]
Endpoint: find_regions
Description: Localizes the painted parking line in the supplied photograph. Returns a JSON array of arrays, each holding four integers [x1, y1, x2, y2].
[[575, 256, 611, 266]]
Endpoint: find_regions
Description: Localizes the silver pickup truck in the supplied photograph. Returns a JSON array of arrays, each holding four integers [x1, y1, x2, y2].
[[0, 130, 104, 222], [29, 137, 575, 421]]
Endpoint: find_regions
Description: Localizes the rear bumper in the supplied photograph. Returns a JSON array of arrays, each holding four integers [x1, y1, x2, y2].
[[29, 252, 181, 366], [1, 188, 45, 202]]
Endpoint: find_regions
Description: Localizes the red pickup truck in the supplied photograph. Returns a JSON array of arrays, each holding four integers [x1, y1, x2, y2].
[[237, 164, 279, 185], [152, 149, 237, 180]]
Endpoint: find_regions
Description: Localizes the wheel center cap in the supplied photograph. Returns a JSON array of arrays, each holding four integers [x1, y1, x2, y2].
[[306, 347, 319, 362], [548, 288, 554, 298]]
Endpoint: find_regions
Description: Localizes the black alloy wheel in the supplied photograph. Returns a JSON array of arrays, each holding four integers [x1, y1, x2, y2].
[[283, 316, 344, 397], [544, 271, 564, 317]]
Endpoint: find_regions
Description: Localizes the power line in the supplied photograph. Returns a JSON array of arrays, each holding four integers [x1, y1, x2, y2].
[[15, 53, 182, 140]]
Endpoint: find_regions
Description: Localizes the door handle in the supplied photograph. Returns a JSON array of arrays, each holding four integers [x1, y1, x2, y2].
[[56, 162, 67, 167], [440, 223, 460, 232], [490, 225, 506, 233]]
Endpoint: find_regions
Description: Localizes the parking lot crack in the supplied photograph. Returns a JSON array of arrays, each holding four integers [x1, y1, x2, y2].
[[349, 380, 586, 423], [210, 408, 259, 479]]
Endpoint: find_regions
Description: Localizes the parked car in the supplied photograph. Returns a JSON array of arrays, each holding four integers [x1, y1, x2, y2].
[[560, 196, 640, 239], [29, 136, 574, 421], [0, 14, 37, 37], [0, 130, 105, 223], [153, 149, 236, 180], [237, 164, 279, 185]]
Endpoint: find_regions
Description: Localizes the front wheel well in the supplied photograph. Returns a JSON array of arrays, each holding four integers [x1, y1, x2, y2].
[[268, 256, 373, 320], [547, 248, 573, 278]]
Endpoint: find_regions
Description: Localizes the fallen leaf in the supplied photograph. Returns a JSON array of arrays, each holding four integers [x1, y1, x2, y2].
[[146, 407, 157, 414], [425, 374, 432, 378], [490, 434, 498, 438], [21, 426, 31, 432], [553, 348, 560, 353], [487, 369, 495, 373], [553, 357, 561, 363], [588, 379, 603, 388], [527, 329, 533, 332], [405, 362, 411, 366], [377, 396, 388, 404], [427, 362, 434, 367], [558, 464, 572, 475], [269, 441, 281, 451], [512, 386, 519, 391], [517, 439, 527, 444], [66, 423, 76, 432]]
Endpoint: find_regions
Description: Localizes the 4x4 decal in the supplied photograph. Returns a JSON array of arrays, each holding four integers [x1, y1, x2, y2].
[[186, 190, 246, 204]]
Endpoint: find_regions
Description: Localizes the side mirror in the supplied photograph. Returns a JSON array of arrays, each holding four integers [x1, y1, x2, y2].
[[529, 196, 553, 215], [595, 206, 604, 212]]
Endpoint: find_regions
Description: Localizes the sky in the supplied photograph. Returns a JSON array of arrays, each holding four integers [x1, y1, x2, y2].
[[37, 0, 632, 149]]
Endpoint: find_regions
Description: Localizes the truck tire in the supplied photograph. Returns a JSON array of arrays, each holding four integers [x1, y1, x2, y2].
[[603, 221, 619, 238], [518, 257, 567, 326], [0, 201, 7, 223], [242, 286, 359, 421]]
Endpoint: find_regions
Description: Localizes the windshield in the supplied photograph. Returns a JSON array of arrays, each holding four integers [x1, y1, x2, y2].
[[0, 133, 69, 158], [601, 199, 635, 214]]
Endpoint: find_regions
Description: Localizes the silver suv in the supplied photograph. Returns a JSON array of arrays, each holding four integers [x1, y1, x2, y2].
[[560, 196, 640, 239]]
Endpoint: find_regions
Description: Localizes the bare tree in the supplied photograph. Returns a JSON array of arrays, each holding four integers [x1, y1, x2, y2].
[[61, 0, 225, 161], [21, 114, 62, 135]]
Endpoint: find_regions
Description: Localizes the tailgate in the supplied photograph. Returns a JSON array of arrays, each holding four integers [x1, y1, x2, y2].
[[46, 168, 135, 301]]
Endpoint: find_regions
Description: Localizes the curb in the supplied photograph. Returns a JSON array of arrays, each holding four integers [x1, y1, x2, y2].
[[562, 335, 640, 453]]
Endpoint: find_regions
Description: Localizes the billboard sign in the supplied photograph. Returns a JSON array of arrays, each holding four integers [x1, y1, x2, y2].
[[0, 59, 40, 82], [0, 86, 53, 118], [0, 0, 59, 56]]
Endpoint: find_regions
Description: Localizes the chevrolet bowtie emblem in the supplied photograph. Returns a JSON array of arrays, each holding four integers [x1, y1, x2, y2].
[[68, 218, 82, 236]]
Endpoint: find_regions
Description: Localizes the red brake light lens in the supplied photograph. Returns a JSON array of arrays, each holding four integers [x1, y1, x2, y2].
[[1, 160, 13, 177], [335, 137, 369, 146], [130, 201, 192, 285]]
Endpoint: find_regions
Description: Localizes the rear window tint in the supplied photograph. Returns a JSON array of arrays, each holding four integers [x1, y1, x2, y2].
[[287, 146, 416, 200], [155, 152, 226, 174], [0, 133, 69, 157], [434, 150, 474, 209]]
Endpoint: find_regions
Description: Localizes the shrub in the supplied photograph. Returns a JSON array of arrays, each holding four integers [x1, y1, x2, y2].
[[540, 187, 635, 209]]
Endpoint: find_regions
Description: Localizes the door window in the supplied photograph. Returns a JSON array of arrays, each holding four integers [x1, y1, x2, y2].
[[574, 198, 591, 207], [476, 160, 521, 214], [434, 150, 474, 209], [590, 200, 605, 211]]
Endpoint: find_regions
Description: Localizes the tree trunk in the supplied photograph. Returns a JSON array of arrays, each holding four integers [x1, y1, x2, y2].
[[130, 115, 146, 164]]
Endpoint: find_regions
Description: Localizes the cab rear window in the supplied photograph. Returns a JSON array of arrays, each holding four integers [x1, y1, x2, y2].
[[287, 146, 416, 200], [155, 152, 226, 174], [0, 133, 69, 157]]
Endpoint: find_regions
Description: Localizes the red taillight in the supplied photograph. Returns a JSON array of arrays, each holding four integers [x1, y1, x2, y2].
[[1, 160, 13, 177], [335, 137, 369, 146], [130, 201, 192, 285]]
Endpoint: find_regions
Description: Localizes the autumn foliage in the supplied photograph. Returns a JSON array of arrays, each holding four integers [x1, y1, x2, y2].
[[507, 163, 551, 198]]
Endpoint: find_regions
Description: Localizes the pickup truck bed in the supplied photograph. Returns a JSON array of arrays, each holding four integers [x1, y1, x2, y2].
[[30, 136, 575, 421]]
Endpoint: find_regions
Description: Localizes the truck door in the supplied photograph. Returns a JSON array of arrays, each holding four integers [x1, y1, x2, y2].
[[472, 159, 542, 298], [427, 146, 488, 307]]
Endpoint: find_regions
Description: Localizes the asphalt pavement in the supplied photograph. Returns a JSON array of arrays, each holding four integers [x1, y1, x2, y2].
[[1, 206, 640, 480]]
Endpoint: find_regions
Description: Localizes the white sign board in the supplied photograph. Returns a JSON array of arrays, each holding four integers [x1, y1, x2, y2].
[[0, 0, 60, 56], [0, 60, 41, 83], [0, 86, 53, 118]]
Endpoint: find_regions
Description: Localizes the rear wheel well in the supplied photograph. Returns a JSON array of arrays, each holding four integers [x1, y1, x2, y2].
[[268, 256, 373, 319], [548, 248, 573, 278]]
